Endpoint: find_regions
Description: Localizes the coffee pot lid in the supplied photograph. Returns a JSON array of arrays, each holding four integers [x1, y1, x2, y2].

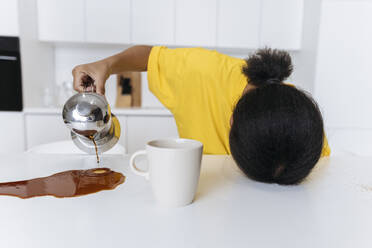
[[62, 92, 111, 136]]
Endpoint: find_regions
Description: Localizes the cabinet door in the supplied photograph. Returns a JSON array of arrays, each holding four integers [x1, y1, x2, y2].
[[217, 0, 260, 48], [260, 0, 304, 50], [127, 116, 178, 153], [116, 115, 128, 153], [132, 0, 175, 45], [86, 0, 131, 44], [0, 0, 19, 36], [0, 112, 24, 153], [175, 0, 217, 47], [37, 0, 85, 42], [25, 114, 71, 150]]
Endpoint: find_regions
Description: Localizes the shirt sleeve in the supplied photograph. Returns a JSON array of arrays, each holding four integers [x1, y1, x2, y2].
[[147, 46, 244, 112]]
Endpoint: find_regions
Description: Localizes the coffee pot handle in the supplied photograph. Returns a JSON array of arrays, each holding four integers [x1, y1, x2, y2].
[[82, 75, 96, 93], [129, 150, 149, 180]]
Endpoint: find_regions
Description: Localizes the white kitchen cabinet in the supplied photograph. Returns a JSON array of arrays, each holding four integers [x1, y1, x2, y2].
[[37, 0, 85, 42], [116, 115, 128, 150], [131, 0, 175, 45], [35, 0, 305, 50], [25, 114, 127, 153], [86, 0, 131, 44], [217, 0, 260, 48], [260, 0, 304, 50], [23, 109, 175, 154], [175, 0, 216, 47], [127, 116, 178, 153], [25, 114, 70, 150], [0, 112, 24, 153], [0, 0, 19, 36]]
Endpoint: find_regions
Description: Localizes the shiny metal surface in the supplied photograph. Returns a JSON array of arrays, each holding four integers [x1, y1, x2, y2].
[[71, 114, 121, 154], [62, 92, 120, 154]]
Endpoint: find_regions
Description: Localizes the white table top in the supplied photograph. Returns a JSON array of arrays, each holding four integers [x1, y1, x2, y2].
[[0, 153, 371, 248]]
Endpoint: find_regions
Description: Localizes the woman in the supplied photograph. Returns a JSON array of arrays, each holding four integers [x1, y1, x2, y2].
[[72, 46, 330, 185]]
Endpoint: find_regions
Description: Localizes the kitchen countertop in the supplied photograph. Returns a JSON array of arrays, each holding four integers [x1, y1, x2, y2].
[[0, 153, 371, 248]]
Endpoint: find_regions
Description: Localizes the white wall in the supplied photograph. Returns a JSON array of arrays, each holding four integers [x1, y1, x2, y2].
[[315, 0, 372, 129], [290, 0, 322, 93], [53, 44, 163, 108], [0, 0, 19, 36], [53, 45, 321, 109], [313, 0, 372, 156], [18, 0, 55, 108], [54, 44, 122, 107]]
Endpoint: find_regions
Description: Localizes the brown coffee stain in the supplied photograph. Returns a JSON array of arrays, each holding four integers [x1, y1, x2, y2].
[[0, 168, 125, 199], [72, 129, 97, 137]]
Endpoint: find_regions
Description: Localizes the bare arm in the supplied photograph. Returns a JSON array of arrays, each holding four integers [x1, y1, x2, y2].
[[72, 45, 152, 94]]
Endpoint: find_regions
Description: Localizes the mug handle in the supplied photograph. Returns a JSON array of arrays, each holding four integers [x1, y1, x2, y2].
[[129, 150, 149, 180]]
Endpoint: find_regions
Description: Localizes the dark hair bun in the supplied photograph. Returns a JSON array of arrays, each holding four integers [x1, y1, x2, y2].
[[242, 48, 293, 87]]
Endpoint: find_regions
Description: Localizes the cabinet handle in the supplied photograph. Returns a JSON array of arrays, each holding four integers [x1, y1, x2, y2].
[[0, 55, 17, 61]]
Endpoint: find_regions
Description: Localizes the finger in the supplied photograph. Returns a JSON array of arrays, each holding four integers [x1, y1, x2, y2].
[[74, 79, 86, 92], [95, 78, 106, 95], [72, 70, 86, 92]]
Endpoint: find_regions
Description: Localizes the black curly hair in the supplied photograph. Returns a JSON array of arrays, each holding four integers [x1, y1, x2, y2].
[[229, 48, 324, 185]]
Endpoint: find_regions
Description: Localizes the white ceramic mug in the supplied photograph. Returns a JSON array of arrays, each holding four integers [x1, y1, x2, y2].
[[129, 138, 203, 207]]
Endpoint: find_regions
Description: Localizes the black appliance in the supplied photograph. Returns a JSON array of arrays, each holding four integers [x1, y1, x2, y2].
[[0, 36, 22, 111]]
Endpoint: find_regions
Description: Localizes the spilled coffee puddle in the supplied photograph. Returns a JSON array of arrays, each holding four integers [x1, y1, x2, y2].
[[0, 168, 125, 199]]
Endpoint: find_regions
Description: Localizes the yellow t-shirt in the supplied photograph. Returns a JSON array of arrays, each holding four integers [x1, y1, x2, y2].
[[147, 46, 331, 156]]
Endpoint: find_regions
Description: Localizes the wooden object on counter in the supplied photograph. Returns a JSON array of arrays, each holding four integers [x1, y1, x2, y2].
[[116, 72, 141, 108]]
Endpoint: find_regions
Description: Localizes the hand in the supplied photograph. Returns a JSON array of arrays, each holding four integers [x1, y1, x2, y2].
[[72, 60, 111, 95]]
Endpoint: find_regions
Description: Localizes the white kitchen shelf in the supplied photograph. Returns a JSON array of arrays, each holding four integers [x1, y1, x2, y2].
[[23, 107, 173, 116]]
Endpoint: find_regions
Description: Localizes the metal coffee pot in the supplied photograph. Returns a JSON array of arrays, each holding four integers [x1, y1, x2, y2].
[[62, 92, 120, 154]]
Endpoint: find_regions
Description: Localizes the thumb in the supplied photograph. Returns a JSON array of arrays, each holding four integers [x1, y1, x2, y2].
[[72, 70, 86, 92]]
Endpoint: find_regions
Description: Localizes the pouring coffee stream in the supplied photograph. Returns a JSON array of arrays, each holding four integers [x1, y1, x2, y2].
[[89, 135, 100, 164]]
